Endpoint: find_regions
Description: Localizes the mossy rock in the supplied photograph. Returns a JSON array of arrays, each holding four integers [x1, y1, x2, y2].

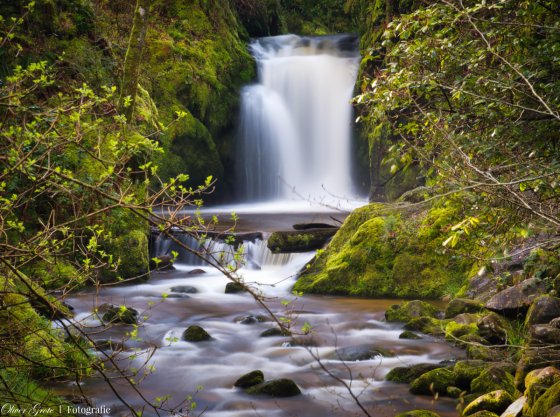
[[446, 298, 485, 318], [101, 305, 138, 325], [386, 300, 442, 322], [225, 282, 247, 294], [395, 411, 441, 417], [102, 230, 150, 283], [400, 330, 422, 339], [404, 317, 447, 336], [27, 259, 82, 290], [445, 322, 478, 342], [465, 412, 500, 417], [182, 325, 211, 342], [386, 364, 442, 384], [471, 367, 515, 396], [447, 386, 464, 398], [462, 390, 514, 416], [268, 229, 337, 253], [245, 378, 301, 397], [525, 367, 560, 408], [524, 296, 560, 326], [531, 381, 560, 417], [234, 370, 264, 388], [410, 368, 457, 396], [260, 327, 291, 337], [515, 348, 560, 391], [454, 360, 487, 391], [477, 313, 510, 345]]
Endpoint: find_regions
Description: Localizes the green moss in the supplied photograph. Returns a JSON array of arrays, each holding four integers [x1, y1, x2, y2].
[[445, 322, 478, 342], [26, 259, 81, 290], [245, 378, 301, 397], [395, 411, 441, 417], [471, 367, 515, 396], [182, 325, 212, 342], [410, 368, 457, 396], [234, 370, 265, 388], [294, 203, 472, 298], [386, 300, 442, 322], [531, 381, 560, 417], [404, 317, 447, 336], [102, 229, 150, 283], [386, 364, 441, 383], [462, 390, 514, 416], [454, 360, 487, 390]]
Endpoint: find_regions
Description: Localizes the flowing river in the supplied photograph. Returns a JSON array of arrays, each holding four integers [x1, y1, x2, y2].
[[55, 35, 464, 417]]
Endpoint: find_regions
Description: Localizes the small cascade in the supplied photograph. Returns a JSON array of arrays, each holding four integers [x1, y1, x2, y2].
[[151, 233, 298, 269], [236, 34, 360, 202]]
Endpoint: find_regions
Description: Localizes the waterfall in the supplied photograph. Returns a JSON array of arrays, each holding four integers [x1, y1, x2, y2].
[[236, 34, 360, 202]]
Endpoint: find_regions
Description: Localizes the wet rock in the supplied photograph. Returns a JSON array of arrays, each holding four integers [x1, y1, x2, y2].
[[94, 339, 124, 351], [525, 296, 560, 326], [165, 293, 190, 299], [260, 327, 291, 337], [292, 223, 338, 230], [466, 343, 499, 361], [149, 255, 175, 271], [463, 390, 514, 416], [515, 348, 560, 391], [445, 298, 485, 318], [234, 370, 264, 388], [399, 330, 422, 339], [182, 325, 211, 342], [333, 344, 393, 361], [170, 285, 198, 294], [409, 368, 457, 396], [395, 411, 441, 417], [186, 268, 206, 276], [467, 412, 500, 417], [101, 305, 138, 325], [531, 381, 560, 417], [478, 313, 509, 344], [530, 325, 560, 345], [485, 278, 547, 316], [385, 364, 443, 384], [267, 229, 337, 253], [236, 315, 267, 325], [245, 378, 301, 397], [454, 360, 487, 390], [225, 282, 247, 294], [501, 396, 525, 417], [385, 300, 442, 322], [471, 366, 516, 396], [447, 386, 463, 398], [466, 271, 501, 302], [445, 322, 478, 342]]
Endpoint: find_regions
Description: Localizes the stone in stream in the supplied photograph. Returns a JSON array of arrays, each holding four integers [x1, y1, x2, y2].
[[149, 255, 175, 271], [471, 366, 516, 396], [395, 411, 442, 417], [94, 339, 124, 351], [385, 300, 443, 322], [234, 370, 264, 388], [186, 268, 206, 276], [462, 390, 514, 416], [267, 229, 337, 253], [225, 282, 247, 294], [100, 304, 138, 325], [332, 344, 394, 361], [292, 222, 338, 230], [386, 363, 442, 384], [170, 285, 198, 294], [260, 327, 291, 337], [399, 330, 422, 339], [182, 325, 211, 342], [409, 368, 457, 396], [235, 315, 267, 325], [245, 378, 301, 397]]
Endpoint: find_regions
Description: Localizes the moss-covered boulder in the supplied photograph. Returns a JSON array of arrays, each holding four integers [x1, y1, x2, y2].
[[260, 327, 291, 337], [150, 255, 175, 271], [446, 298, 485, 318], [395, 411, 441, 417], [234, 370, 264, 388], [531, 381, 560, 417], [410, 368, 457, 396], [400, 330, 422, 339], [485, 278, 547, 316], [294, 203, 471, 298], [225, 282, 247, 294], [515, 348, 560, 391], [182, 325, 211, 342], [454, 360, 487, 390], [477, 313, 510, 345], [525, 296, 560, 326], [246, 378, 301, 397], [385, 300, 442, 322], [445, 322, 478, 342], [268, 229, 337, 253], [524, 367, 560, 409], [465, 412, 500, 417], [462, 390, 514, 416], [101, 305, 139, 325], [471, 366, 516, 396], [404, 317, 447, 336], [102, 230, 150, 283], [386, 364, 442, 384]]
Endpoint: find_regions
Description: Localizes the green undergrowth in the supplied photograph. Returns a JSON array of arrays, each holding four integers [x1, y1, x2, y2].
[[294, 201, 474, 298]]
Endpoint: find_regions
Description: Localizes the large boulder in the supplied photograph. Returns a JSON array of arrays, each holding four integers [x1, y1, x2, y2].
[[245, 378, 301, 397], [531, 381, 560, 417], [524, 367, 560, 409], [102, 230, 150, 283], [454, 360, 487, 390], [386, 300, 442, 322], [515, 348, 560, 391], [267, 229, 337, 253], [471, 366, 515, 396], [446, 298, 485, 318], [409, 368, 456, 396], [485, 278, 547, 315], [462, 390, 513, 416], [525, 296, 560, 326], [477, 313, 509, 345], [529, 325, 560, 346]]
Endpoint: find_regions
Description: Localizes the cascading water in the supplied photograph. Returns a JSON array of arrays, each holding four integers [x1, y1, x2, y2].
[[236, 35, 360, 202]]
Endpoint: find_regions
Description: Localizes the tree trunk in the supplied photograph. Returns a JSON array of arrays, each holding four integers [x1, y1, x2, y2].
[[120, 0, 150, 122]]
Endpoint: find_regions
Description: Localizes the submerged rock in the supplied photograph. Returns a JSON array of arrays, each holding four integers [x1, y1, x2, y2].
[[462, 390, 514, 416], [182, 325, 211, 342], [399, 330, 422, 339], [234, 370, 264, 388], [170, 285, 198, 294], [236, 315, 267, 325], [245, 378, 301, 397], [332, 344, 393, 361], [260, 327, 291, 337]]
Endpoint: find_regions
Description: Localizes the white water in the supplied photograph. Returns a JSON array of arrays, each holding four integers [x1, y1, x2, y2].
[[236, 35, 361, 203]]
